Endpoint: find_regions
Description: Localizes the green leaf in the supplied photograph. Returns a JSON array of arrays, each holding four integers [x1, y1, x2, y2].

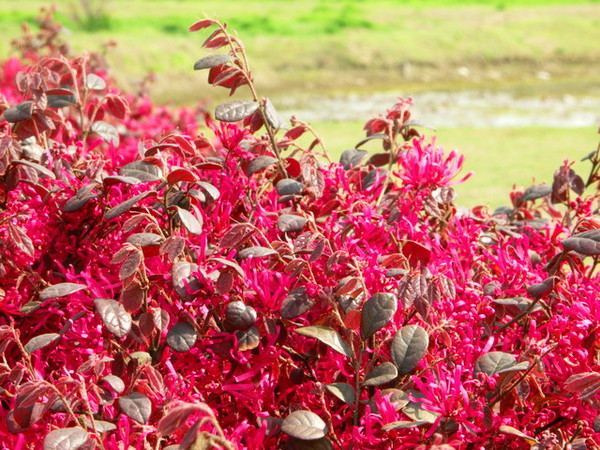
[[360, 292, 397, 339], [325, 382, 355, 404], [474, 351, 530, 376], [382, 420, 429, 431], [39, 283, 86, 300], [363, 362, 398, 386], [166, 322, 198, 352], [391, 325, 429, 375], [264, 98, 286, 130], [402, 401, 440, 424], [24, 333, 60, 353], [193, 54, 234, 70], [295, 325, 352, 358], [215, 100, 259, 122]]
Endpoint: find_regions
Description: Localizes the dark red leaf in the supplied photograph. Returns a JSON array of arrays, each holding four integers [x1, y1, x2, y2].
[[564, 372, 600, 399], [105, 94, 130, 120], [188, 18, 216, 31], [401, 240, 431, 269]]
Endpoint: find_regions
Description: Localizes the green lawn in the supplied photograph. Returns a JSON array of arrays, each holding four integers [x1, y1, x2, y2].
[[310, 121, 598, 208], [2, 1, 599, 102]]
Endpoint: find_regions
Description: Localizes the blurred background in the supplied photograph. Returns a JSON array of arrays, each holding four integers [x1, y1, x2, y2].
[[1, 0, 600, 207]]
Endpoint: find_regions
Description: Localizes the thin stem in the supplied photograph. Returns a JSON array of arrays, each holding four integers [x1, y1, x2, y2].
[[585, 139, 600, 187], [352, 342, 364, 427]]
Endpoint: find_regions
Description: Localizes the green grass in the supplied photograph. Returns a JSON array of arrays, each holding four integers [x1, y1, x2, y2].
[[1, 1, 599, 208], [2, 1, 599, 102], [309, 121, 598, 208]]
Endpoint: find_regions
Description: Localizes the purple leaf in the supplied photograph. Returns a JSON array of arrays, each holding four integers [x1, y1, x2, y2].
[[105, 190, 155, 220], [13, 159, 56, 179], [39, 283, 87, 300], [340, 148, 368, 170], [246, 156, 278, 176], [119, 249, 143, 279], [209, 257, 245, 277], [172, 261, 201, 301], [127, 232, 163, 247], [160, 235, 186, 261], [196, 181, 220, 202], [238, 246, 277, 259], [215, 100, 259, 122], [355, 133, 388, 149], [166, 322, 198, 352], [86, 73, 106, 90], [153, 308, 170, 331], [236, 325, 260, 351], [264, 98, 286, 130], [225, 301, 257, 331], [167, 167, 197, 184], [520, 184, 552, 202], [94, 298, 132, 338], [4, 101, 33, 122], [283, 437, 334, 450], [562, 230, 600, 256], [276, 178, 304, 196], [119, 160, 161, 182], [91, 121, 119, 146], [564, 372, 600, 400], [43, 427, 89, 450], [280, 287, 314, 319], [281, 410, 328, 440], [277, 214, 307, 233], [101, 375, 125, 394], [63, 184, 98, 212], [177, 207, 203, 235], [118, 392, 151, 424]]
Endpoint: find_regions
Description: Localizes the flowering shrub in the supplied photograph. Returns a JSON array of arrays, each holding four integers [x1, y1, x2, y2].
[[2, 10, 600, 450]]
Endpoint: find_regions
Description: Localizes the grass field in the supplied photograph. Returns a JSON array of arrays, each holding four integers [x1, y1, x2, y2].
[[2, 1, 599, 102], [1, 1, 599, 208], [311, 122, 598, 207]]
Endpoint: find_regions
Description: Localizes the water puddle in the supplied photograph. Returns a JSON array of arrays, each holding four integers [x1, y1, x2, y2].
[[278, 90, 600, 128]]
